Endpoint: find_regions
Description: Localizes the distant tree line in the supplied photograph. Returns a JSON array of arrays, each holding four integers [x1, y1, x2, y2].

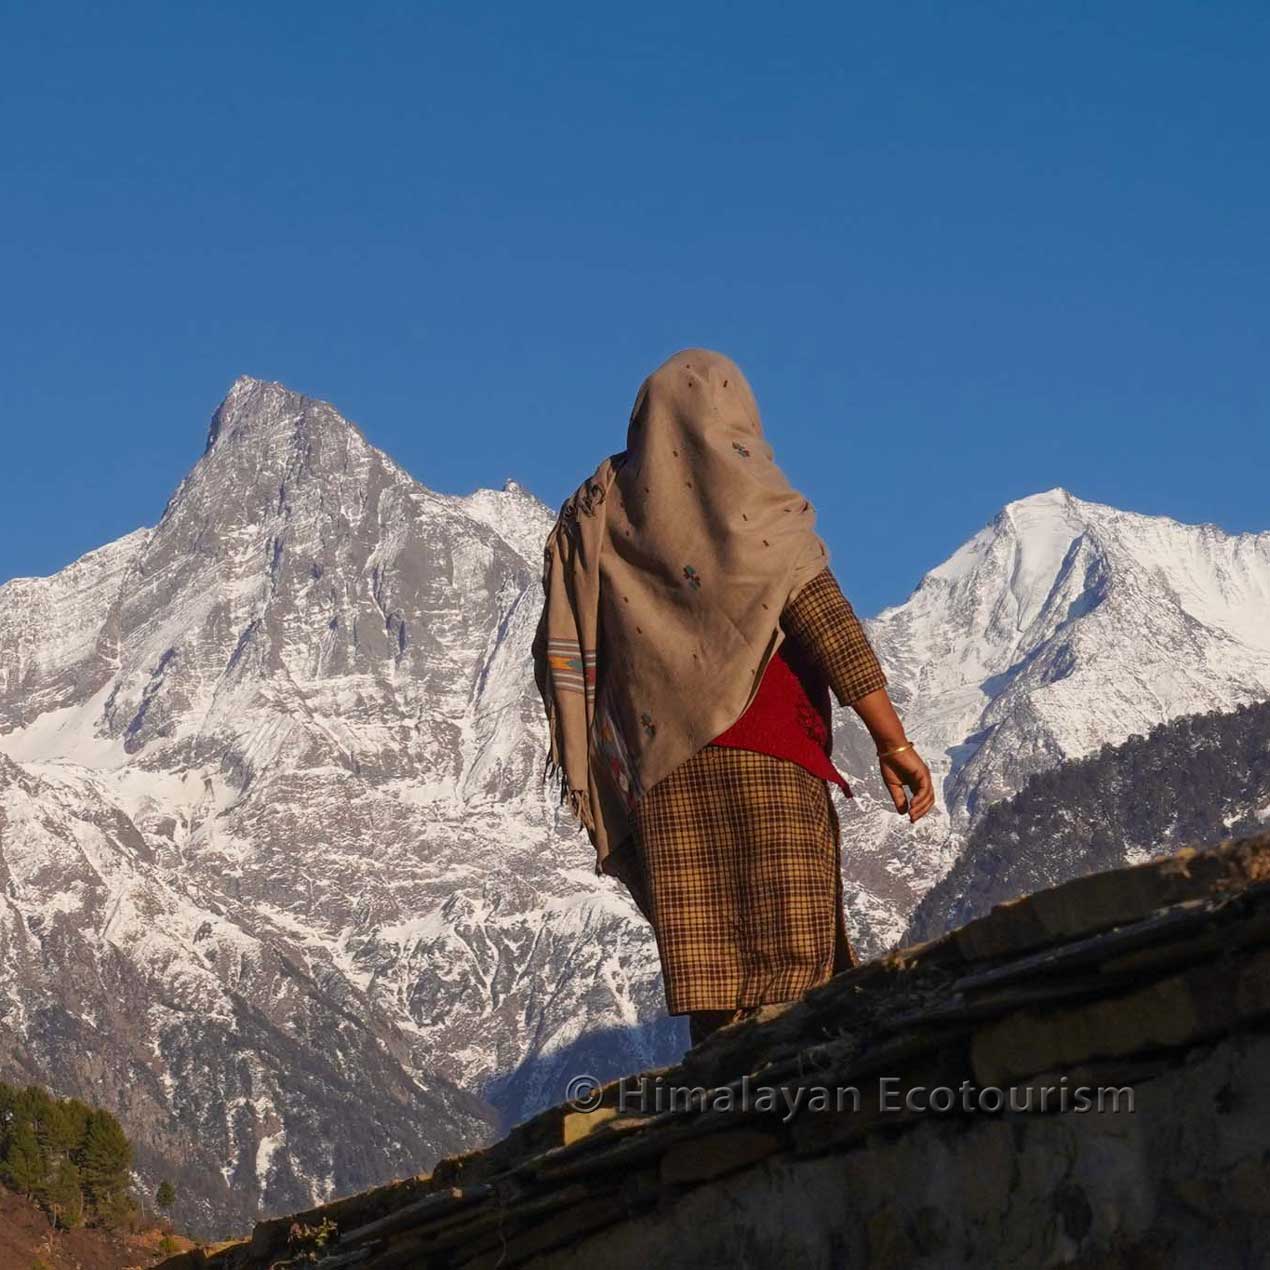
[[908, 698, 1270, 943], [0, 1079, 137, 1230]]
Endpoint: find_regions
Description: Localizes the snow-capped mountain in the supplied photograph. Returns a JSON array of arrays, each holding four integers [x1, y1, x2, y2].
[[0, 379, 676, 1238], [834, 487, 1270, 950], [2, 380, 1267, 1236]]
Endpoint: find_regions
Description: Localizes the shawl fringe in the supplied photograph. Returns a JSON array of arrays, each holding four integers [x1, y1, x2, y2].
[[540, 689, 596, 834], [542, 753, 595, 832]]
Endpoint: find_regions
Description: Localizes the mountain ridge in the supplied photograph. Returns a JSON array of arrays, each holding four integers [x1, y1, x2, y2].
[[832, 474, 1270, 950], [1, 376, 669, 1239], [2, 375, 1267, 1238]]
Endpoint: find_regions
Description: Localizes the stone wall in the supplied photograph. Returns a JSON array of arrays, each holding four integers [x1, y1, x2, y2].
[[536, 1030, 1270, 1269]]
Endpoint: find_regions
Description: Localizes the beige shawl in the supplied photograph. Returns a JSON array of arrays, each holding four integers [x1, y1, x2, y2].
[[532, 348, 830, 880]]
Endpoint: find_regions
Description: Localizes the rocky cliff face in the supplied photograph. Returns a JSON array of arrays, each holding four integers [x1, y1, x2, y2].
[[0, 379, 676, 1239], [3, 379, 1268, 1238]]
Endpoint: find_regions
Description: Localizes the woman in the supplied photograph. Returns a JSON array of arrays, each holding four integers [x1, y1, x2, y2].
[[533, 349, 934, 1047]]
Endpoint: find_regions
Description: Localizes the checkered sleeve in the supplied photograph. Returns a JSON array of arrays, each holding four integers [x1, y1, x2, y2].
[[782, 568, 887, 707]]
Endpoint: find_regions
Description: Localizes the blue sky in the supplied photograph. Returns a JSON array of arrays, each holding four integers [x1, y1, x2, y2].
[[3, 1, 1267, 615]]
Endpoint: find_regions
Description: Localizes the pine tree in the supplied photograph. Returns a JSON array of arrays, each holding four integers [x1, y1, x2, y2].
[[156, 1179, 176, 1211], [0, 1082, 144, 1233], [1, 1120, 46, 1198], [34, 1097, 78, 1169], [77, 1108, 132, 1226], [95, 1185, 137, 1232], [0, 1081, 17, 1146], [44, 1158, 85, 1229], [27, 1095, 80, 1226]]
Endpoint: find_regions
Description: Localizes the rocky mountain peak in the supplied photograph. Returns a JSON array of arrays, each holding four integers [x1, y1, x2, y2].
[[0, 379, 653, 1237], [203, 375, 368, 461], [835, 485, 1270, 953], [1003, 484, 1076, 511]]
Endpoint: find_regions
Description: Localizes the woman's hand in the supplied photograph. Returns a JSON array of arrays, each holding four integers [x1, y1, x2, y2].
[[879, 746, 936, 823], [847, 688, 937, 824]]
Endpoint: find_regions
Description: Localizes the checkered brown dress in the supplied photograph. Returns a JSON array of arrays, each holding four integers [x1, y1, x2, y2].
[[625, 568, 886, 1015]]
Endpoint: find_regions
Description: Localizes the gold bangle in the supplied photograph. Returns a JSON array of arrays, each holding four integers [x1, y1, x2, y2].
[[877, 742, 914, 759]]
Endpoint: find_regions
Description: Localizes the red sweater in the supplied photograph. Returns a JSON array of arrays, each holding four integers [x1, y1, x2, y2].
[[710, 645, 851, 794]]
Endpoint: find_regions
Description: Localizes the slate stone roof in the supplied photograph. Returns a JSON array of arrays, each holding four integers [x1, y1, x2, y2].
[[159, 831, 1270, 1269]]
